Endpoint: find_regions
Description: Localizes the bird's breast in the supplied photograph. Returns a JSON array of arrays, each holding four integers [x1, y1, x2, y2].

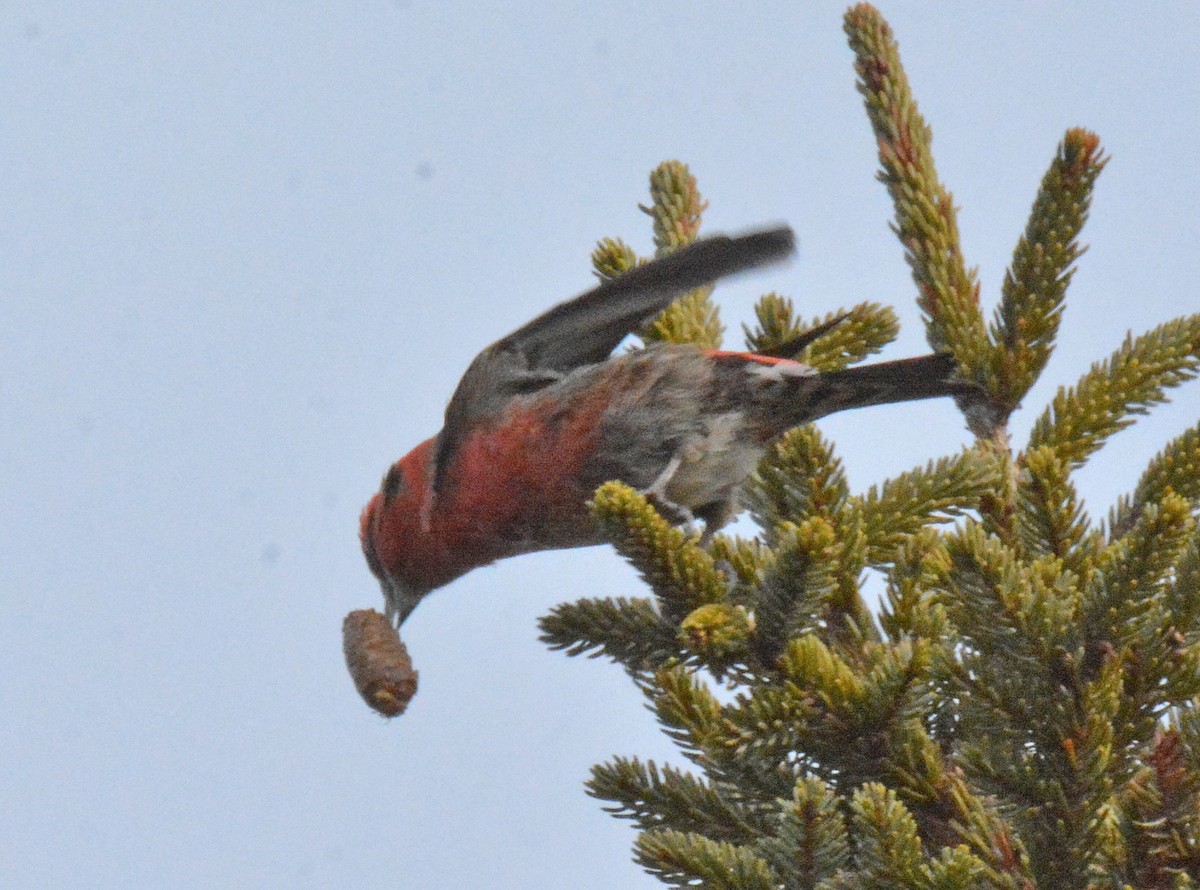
[[434, 386, 614, 558]]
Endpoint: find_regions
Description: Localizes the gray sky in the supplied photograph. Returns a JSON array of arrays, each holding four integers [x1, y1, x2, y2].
[[4, 3, 1199, 888]]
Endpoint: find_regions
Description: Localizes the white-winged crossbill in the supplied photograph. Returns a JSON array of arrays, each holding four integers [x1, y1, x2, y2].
[[360, 227, 973, 624]]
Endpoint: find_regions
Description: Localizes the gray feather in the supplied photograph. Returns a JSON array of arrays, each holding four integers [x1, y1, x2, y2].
[[495, 226, 795, 373], [432, 226, 795, 495]]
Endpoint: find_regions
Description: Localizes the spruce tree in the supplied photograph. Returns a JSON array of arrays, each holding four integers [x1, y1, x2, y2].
[[540, 6, 1200, 887]]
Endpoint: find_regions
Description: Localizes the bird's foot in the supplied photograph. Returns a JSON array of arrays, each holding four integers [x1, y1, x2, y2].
[[642, 488, 700, 536]]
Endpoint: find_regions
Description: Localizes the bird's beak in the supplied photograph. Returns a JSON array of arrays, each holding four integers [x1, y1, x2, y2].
[[383, 574, 424, 628]]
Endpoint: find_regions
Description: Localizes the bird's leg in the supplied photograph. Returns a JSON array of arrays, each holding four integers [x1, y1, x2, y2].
[[694, 500, 737, 547], [640, 452, 699, 534]]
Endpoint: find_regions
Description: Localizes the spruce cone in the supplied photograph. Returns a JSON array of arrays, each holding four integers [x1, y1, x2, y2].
[[343, 609, 418, 717]]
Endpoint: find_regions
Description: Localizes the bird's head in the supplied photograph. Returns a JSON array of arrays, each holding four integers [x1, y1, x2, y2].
[[359, 438, 444, 626]]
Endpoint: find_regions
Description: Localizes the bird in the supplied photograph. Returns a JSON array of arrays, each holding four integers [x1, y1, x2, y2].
[[360, 226, 975, 626]]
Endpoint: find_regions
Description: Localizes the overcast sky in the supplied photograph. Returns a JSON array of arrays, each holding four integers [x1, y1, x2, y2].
[[4, 3, 1199, 888]]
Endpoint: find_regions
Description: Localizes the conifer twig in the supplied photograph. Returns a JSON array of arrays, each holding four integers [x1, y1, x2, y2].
[[538, 596, 679, 673], [640, 161, 724, 348], [1028, 315, 1200, 467], [587, 756, 768, 844], [990, 130, 1107, 413], [745, 294, 900, 371], [590, 482, 730, 624], [1108, 421, 1200, 538], [844, 4, 988, 382]]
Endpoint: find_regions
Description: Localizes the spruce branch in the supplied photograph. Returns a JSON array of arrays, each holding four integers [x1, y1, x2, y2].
[[1089, 799, 1130, 886], [720, 642, 863, 785], [1027, 315, 1200, 468], [779, 633, 868, 718], [1109, 421, 1200, 538], [538, 596, 679, 674], [851, 448, 1002, 567], [729, 635, 934, 796], [844, 4, 988, 380], [921, 846, 994, 890], [1171, 539, 1200, 649], [646, 159, 708, 253], [844, 783, 927, 888], [990, 129, 1108, 413], [859, 638, 934, 737], [751, 516, 844, 666], [974, 437, 1021, 549], [679, 603, 757, 672], [830, 776, 1004, 890], [943, 526, 1084, 756], [946, 524, 1082, 661], [879, 528, 953, 642], [634, 829, 779, 890], [591, 236, 640, 281], [1162, 641, 1200, 718], [745, 291, 804, 359], [536, 11, 1200, 889], [640, 160, 724, 348], [707, 535, 769, 597], [1084, 496, 1200, 735], [974, 656, 1125, 888], [590, 481, 729, 624], [1015, 445, 1102, 574], [1174, 708, 1200, 776], [646, 287, 725, 350], [588, 756, 770, 845], [744, 294, 900, 371], [644, 666, 799, 805], [1067, 658, 1124, 879], [888, 735, 1037, 888], [746, 426, 849, 545], [798, 303, 898, 371], [1125, 727, 1200, 887], [755, 775, 851, 888], [649, 665, 740, 774], [1085, 493, 1196, 655]]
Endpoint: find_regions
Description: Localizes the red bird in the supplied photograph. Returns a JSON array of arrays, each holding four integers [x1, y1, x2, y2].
[[361, 227, 970, 625]]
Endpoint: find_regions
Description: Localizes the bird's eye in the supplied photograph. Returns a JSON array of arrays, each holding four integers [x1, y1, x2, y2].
[[381, 463, 405, 499]]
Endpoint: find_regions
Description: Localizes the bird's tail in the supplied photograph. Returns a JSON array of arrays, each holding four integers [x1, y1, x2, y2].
[[778, 353, 978, 429]]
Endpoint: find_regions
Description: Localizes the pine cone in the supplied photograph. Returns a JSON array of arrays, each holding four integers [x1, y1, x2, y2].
[[343, 609, 418, 717]]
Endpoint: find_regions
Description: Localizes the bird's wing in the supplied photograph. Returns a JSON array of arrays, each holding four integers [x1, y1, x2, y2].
[[493, 226, 795, 374], [432, 225, 795, 495]]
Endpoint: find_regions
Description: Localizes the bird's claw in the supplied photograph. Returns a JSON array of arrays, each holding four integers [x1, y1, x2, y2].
[[642, 488, 700, 536]]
